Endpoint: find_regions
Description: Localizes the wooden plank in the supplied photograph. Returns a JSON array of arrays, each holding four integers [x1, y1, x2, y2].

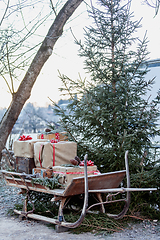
[[5, 177, 65, 195], [63, 170, 126, 197], [14, 210, 59, 224], [1, 170, 31, 177]]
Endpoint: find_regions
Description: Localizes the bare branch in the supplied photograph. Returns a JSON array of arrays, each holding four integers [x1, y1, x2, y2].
[[0, 0, 10, 26], [0, 74, 12, 95], [50, 0, 57, 16], [6, 42, 15, 94]]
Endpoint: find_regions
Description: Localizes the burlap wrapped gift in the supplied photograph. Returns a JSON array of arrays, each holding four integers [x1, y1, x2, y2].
[[34, 141, 77, 168], [52, 165, 98, 187], [37, 132, 68, 141], [34, 141, 49, 167], [13, 139, 48, 174], [13, 139, 47, 158]]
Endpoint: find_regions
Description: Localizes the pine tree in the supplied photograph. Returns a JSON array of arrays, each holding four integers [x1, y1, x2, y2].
[[54, 0, 160, 174], [53, 0, 160, 217]]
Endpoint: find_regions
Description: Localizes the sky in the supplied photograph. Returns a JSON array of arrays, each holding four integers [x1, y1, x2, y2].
[[1, 0, 160, 109]]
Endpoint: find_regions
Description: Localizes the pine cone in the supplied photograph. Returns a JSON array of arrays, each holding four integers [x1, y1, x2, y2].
[[45, 128, 51, 132], [70, 159, 78, 166], [75, 156, 81, 164]]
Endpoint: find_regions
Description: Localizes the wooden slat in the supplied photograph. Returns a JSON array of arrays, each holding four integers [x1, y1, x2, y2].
[[1, 170, 30, 177], [63, 170, 126, 197], [14, 210, 59, 224], [4, 176, 65, 195]]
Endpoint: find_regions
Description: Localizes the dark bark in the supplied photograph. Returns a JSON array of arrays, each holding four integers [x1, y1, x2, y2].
[[0, 0, 83, 154]]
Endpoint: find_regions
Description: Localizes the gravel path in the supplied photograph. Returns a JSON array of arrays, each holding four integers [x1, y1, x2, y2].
[[0, 175, 160, 240]]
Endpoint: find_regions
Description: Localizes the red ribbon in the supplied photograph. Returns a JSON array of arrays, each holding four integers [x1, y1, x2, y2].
[[51, 133, 60, 166], [41, 134, 44, 139], [53, 144, 55, 166], [53, 170, 100, 175], [38, 144, 43, 167]]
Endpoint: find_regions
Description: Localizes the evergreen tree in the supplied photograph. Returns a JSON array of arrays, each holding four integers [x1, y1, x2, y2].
[[54, 0, 160, 174], [53, 0, 160, 217]]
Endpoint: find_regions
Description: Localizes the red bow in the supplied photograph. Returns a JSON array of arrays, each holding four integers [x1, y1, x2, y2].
[[50, 133, 60, 143], [50, 139, 58, 143], [19, 135, 32, 141], [79, 160, 94, 166]]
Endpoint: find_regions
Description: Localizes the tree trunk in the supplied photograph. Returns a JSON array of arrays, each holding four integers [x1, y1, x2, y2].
[[0, 0, 83, 154]]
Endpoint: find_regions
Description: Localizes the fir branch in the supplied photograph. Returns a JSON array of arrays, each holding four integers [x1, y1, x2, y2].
[[31, 175, 63, 190], [84, 92, 107, 136], [59, 119, 78, 143]]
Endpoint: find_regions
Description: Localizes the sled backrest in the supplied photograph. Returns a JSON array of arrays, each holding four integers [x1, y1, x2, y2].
[[63, 170, 126, 197]]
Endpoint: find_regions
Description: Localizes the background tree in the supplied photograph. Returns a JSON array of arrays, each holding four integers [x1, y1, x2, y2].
[[0, 0, 83, 158], [11, 103, 59, 135], [53, 0, 160, 217]]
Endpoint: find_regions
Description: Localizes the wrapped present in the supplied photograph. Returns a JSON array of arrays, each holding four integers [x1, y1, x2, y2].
[[37, 132, 68, 141], [14, 138, 48, 174], [13, 139, 47, 158], [34, 142, 48, 167], [32, 167, 53, 178], [52, 165, 98, 187], [34, 141, 77, 168]]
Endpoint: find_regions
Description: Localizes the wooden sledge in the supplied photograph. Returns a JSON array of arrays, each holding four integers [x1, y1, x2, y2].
[[0, 151, 157, 232]]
